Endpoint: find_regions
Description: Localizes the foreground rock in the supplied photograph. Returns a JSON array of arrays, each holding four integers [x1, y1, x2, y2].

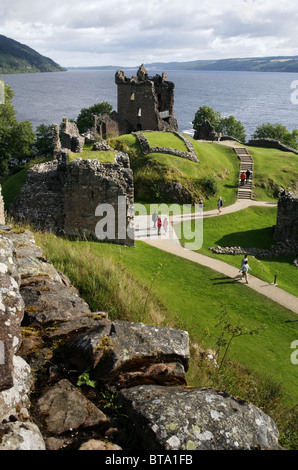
[[34, 379, 110, 435], [119, 385, 282, 450], [62, 320, 190, 388]]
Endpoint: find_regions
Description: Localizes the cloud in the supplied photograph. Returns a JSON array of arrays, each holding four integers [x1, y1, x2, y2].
[[0, 0, 298, 66]]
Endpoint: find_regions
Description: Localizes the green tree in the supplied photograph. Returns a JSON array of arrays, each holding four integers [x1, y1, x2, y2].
[[192, 106, 221, 130], [76, 101, 113, 133], [192, 106, 246, 142], [34, 124, 54, 157], [217, 115, 246, 143], [252, 122, 298, 149], [0, 83, 35, 175]]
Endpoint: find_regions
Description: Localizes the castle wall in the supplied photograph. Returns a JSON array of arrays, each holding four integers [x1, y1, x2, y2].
[[9, 153, 134, 247], [273, 192, 298, 242]]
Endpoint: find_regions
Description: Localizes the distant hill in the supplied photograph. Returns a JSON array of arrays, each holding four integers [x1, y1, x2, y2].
[[69, 55, 298, 73], [145, 56, 298, 73], [0, 34, 66, 74]]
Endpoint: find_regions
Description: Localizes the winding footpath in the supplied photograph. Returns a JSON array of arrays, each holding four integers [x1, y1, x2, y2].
[[135, 141, 298, 314]]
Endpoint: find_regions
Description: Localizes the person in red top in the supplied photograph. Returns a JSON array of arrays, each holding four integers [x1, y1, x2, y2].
[[241, 172, 246, 185], [157, 216, 162, 236]]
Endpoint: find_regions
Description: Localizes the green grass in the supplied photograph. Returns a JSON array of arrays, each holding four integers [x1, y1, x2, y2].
[[116, 133, 239, 208], [247, 146, 298, 200], [68, 142, 116, 163], [143, 131, 189, 152], [179, 206, 298, 297]]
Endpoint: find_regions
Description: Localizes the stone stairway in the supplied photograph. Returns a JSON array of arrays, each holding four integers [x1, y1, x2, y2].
[[234, 147, 253, 200]]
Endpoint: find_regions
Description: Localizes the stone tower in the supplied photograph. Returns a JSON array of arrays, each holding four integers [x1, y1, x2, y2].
[[115, 64, 178, 132]]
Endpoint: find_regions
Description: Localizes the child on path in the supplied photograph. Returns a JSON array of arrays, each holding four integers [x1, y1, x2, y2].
[[240, 260, 251, 284]]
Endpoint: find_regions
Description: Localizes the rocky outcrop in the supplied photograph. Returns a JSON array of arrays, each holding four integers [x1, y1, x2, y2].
[[0, 224, 283, 450], [193, 120, 218, 141]]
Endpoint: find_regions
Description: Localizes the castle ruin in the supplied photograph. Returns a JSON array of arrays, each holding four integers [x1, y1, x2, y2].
[[273, 191, 298, 242], [92, 64, 178, 139]]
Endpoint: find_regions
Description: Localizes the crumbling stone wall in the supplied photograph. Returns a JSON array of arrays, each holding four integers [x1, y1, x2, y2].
[[0, 185, 5, 224], [134, 131, 199, 163], [115, 64, 178, 133], [9, 151, 134, 247], [60, 118, 85, 153], [273, 192, 298, 242]]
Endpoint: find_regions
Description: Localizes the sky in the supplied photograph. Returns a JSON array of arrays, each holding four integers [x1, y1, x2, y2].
[[1, 0, 298, 67]]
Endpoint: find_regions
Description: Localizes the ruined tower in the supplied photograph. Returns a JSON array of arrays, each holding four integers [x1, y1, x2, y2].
[[115, 64, 178, 133]]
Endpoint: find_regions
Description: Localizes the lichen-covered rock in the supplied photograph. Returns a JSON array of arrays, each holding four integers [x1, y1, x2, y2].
[[62, 320, 189, 387], [0, 355, 33, 420], [0, 421, 46, 450], [34, 379, 110, 435], [20, 276, 91, 325], [119, 385, 282, 450]]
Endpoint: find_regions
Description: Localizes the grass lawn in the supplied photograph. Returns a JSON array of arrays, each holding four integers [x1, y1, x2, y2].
[[35, 232, 298, 409], [68, 142, 116, 163], [143, 131, 189, 152], [247, 146, 298, 201], [179, 205, 298, 298]]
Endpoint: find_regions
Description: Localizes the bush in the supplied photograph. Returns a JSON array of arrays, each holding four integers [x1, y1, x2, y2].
[[200, 175, 220, 196]]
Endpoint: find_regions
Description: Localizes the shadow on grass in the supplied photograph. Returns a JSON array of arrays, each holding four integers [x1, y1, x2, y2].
[[214, 226, 275, 249], [211, 275, 244, 285]]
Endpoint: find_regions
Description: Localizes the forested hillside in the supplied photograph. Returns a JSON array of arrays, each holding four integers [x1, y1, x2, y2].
[[0, 34, 66, 73]]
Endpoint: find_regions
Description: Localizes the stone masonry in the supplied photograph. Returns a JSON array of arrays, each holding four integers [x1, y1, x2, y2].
[[273, 191, 298, 242], [9, 151, 134, 247], [115, 64, 178, 133]]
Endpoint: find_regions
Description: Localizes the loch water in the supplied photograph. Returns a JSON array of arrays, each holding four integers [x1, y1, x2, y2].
[[2, 68, 298, 139]]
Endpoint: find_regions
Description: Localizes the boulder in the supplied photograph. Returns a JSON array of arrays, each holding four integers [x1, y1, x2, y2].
[[34, 379, 110, 435], [0, 355, 33, 420], [21, 276, 91, 325], [62, 320, 189, 388], [194, 120, 218, 141], [0, 421, 46, 450], [119, 385, 282, 450]]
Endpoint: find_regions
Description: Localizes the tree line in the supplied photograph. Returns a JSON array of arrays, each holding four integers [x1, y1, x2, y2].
[[0, 83, 297, 177], [192, 105, 298, 147]]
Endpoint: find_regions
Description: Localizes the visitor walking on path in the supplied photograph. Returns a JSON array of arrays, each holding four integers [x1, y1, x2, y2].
[[152, 211, 158, 229], [246, 169, 251, 181], [163, 216, 169, 234], [240, 172, 246, 185], [157, 216, 162, 236], [217, 197, 223, 214], [240, 260, 252, 284]]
